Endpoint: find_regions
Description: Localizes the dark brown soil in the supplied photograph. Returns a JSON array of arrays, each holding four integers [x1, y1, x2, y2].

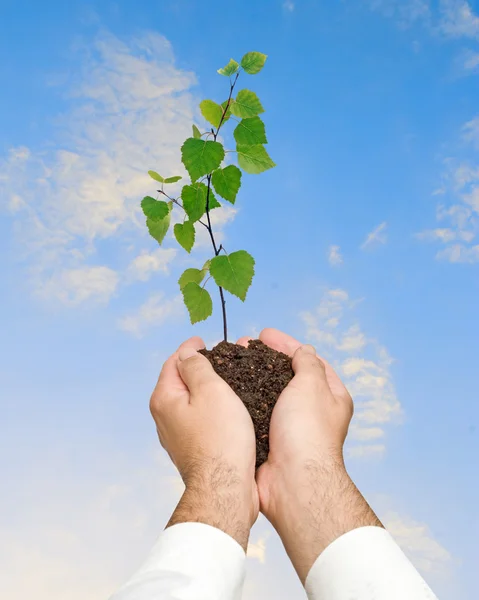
[[199, 340, 294, 468]]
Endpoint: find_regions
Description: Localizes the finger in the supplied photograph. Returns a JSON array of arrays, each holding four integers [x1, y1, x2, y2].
[[155, 336, 206, 395], [260, 329, 348, 401], [236, 336, 252, 348], [177, 347, 219, 394], [291, 345, 329, 390], [259, 328, 302, 357]]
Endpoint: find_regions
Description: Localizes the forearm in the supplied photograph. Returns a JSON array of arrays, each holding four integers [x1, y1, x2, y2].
[[269, 458, 382, 583], [167, 457, 256, 551], [167, 477, 253, 552], [109, 461, 255, 600], [269, 459, 437, 599]]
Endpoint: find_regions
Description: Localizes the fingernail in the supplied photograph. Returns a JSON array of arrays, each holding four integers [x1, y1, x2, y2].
[[300, 344, 316, 355], [178, 348, 198, 362]]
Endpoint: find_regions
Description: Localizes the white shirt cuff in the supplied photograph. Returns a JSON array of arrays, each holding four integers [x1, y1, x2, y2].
[[110, 522, 246, 600], [305, 526, 438, 600]]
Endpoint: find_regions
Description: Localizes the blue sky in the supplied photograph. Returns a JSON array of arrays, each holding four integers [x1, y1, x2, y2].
[[1, 1, 478, 598]]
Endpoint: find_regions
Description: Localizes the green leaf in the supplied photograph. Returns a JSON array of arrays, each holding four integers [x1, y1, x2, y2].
[[181, 138, 225, 182], [182, 282, 213, 324], [164, 176, 182, 184], [241, 52, 267, 75], [148, 170, 164, 183], [230, 90, 264, 118], [182, 182, 220, 220], [182, 183, 207, 222], [212, 165, 242, 204], [237, 144, 276, 174], [233, 116, 267, 146], [192, 124, 201, 139], [218, 58, 239, 76], [174, 220, 195, 253], [200, 100, 223, 128], [178, 267, 207, 290], [146, 203, 171, 246], [209, 191, 221, 209], [141, 196, 169, 221], [210, 250, 255, 301]]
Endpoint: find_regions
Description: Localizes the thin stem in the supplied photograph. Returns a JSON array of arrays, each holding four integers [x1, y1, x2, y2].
[[202, 275, 212, 288], [202, 70, 240, 342], [157, 189, 209, 230]]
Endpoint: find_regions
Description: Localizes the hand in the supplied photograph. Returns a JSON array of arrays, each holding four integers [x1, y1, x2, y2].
[[238, 328, 381, 581], [150, 336, 259, 550]]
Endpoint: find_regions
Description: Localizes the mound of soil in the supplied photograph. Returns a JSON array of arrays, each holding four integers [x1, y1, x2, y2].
[[199, 339, 294, 468]]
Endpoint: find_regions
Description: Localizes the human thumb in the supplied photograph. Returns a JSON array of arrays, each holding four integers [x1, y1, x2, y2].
[[291, 345, 328, 384], [177, 348, 217, 391]]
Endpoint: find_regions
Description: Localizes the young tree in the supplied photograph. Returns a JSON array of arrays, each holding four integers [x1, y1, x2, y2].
[[140, 51, 274, 341]]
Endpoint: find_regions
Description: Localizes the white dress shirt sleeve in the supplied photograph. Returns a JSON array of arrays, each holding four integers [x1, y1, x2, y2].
[[305, 526, 438, 600], [109, 522, 246, 600]]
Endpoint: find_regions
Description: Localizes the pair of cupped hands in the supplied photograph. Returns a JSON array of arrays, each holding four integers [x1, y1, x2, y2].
[[150, 328, 364, 582]]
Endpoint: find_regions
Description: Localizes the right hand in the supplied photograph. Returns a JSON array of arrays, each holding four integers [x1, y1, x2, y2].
[[238, 328, 380, 582], [244, 328, 353, 518]]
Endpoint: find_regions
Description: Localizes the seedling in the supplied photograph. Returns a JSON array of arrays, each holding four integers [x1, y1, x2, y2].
[[140, 51, 275, 341]]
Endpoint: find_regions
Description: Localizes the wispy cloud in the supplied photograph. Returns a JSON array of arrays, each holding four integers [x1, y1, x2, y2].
[[118, 292, 183, 337], [0, 31, 198, 306], [367, 0, 479, 43], [37, 266, 119, 306], [417, 117, 479, 263], [126, 248, 177, 283], [438, 0, 479, 38], [367, 0, 430, 27], [282, 0, 295, 13], [459, 49, 479, 73], [301, 288, 402, 457], [247, 532, 270, 564], [0, 450, 183, 600], [360, 221, 388, 249], [384, 511, 452, 575], [328, 244, 343, 266]]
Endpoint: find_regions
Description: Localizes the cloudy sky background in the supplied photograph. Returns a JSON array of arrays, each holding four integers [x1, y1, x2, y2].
[[1, 0, 478, 598]]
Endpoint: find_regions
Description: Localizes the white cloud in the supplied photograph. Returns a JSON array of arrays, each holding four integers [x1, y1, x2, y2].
[[301, 289, 402, 457], [247, 533, 269, 564], [463, 116, 479, 147], [438, 0, 479, 38], [417, 121, 479, 263], [194, 204, 237, 248], [461, 50, 479, 72], [283, 0, 295, 12], [360, 221, 388, 249], [347, 443, 386, 458], [383, 511, 452, 575], [337, 324, 367, 352], [436, 243, 479, 262], [0, 31, 199, 305], [126, 248, 177, 282], [367, 0, 479, 48], [349, 424, 385, 441], [37, 265, 119, 306], [328, 244, 343, 266], [118, 292, 183, 337], [0, 449, 186, 600], [367, 0, 430, 27]]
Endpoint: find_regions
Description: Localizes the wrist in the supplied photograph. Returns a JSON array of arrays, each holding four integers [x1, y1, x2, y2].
[[264, 458, 382, 583], [168, 460, 257, 551]]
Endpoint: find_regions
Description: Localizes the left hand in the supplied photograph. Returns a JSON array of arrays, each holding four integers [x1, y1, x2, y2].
[[150, 336, 259, 550]]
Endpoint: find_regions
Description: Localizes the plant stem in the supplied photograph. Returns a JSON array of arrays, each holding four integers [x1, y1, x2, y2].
[[158, 190, 209, 230], [203, 71, 240, 342]]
